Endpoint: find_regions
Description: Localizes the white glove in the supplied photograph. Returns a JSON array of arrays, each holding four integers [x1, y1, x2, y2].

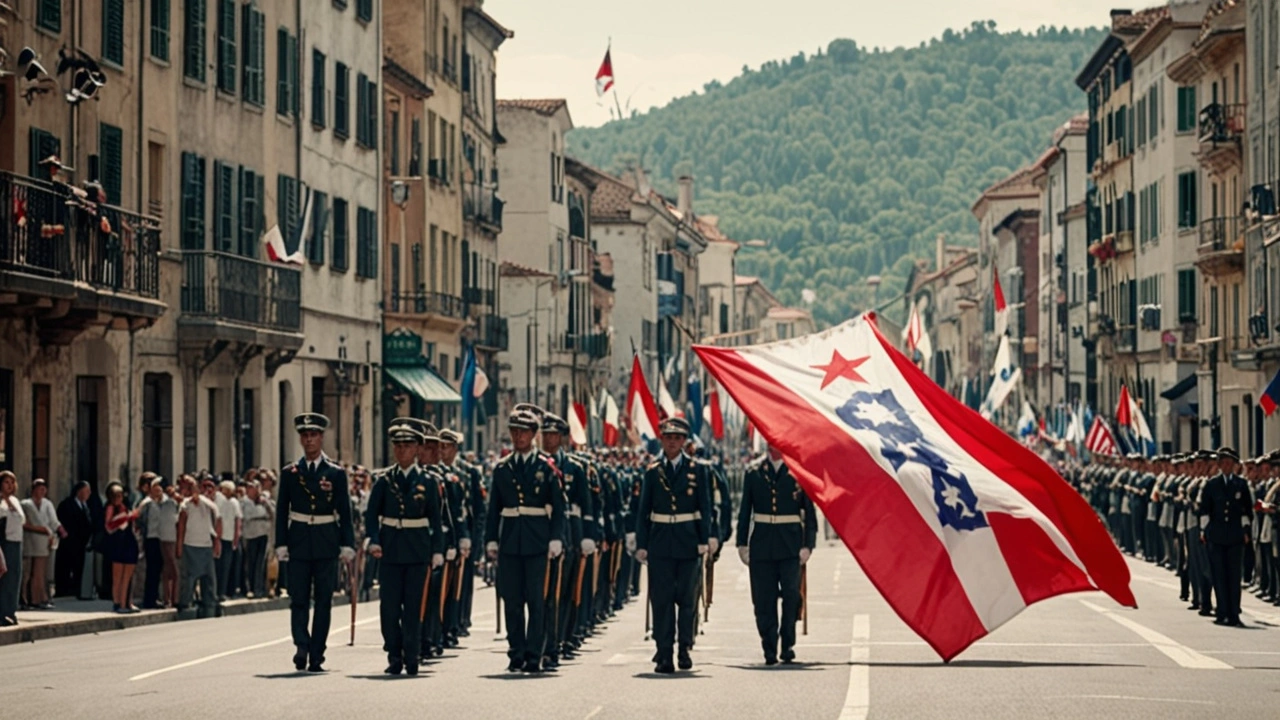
[[580, 538, 597, 555], [799, 547, 811, 565], [368, 544, 382, 558], [459, 537, 472, 551], [339, 546, 356, 563], [549, 539, 563, 559], [431, 553, 444, 568], [697, 544, 708, 556], [634, 548, 648, 564], [625, 532, 636, 554], [737, 546, 750, 566], [708, 538, 720, 556], [275, 546, 290, 563], [446, 548, 457, 562]]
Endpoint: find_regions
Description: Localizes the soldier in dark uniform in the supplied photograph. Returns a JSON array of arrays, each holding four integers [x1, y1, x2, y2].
[[274, 413, 356, 672], [365, 423, 443, 675], [485, 407, 567, 673], [440, 429, 485, 637], [537, 413, 586, 668], [403, 419, 458, 658], [635, 417, 714, 674], [1199, 447, 1252, 627], [737, 447, 817, 664]]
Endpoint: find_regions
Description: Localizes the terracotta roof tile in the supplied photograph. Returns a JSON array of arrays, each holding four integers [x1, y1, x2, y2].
[[1113, 5, 1169, 33], [496, 98, 568, 117], [589, 172, 637, 220], [500, 261, 554, 278]]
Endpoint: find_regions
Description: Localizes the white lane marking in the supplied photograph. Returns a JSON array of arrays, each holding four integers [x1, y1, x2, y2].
[[1045, 695, 1216, 706], [1079, 600, 1231, 670], [584, 706, 604, 720], [838, 614, 870, 720], [832, 562, 842, 593], [130, 616, 380, 681]]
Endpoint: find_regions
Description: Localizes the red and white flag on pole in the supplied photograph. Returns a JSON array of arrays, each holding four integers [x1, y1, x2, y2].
[[1084, 416, 1117, 456], [694, 313, 1134, 661], [601, 388, 620, 447], [625, 355, 660, 446], [595, 47, 614, 96], [993, 263, 1009, 337], [569, 402, 588, 447]]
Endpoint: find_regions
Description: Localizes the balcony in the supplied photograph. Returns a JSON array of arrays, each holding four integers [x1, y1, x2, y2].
[[475, 314, 508, 351], [559, 331, 611, 360], [1195, 216, 1245, 277], [442, 58, 457, 85], [463, 183, 504, 232], [387, 290, 467, 330], [178, 250, 303, 351], [0, 170, 165, 344], [462, 286, 496, 310], [1197, 103, 1244, 175]]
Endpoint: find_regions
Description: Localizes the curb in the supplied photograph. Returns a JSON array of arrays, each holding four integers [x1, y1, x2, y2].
[[0, 589, 379, 647]]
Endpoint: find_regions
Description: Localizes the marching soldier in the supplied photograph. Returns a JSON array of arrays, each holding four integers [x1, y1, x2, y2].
[[365, 423, 443, 675], [737, 446, 817, 665], [635, 417, 715, 674], [485, 406, 567, 673], [395, 418, 451, 657], [537, 413, 587, 668], [274, 413, 356, 672], [440, 429, 485, 637], [1199, 447, 1252, 627]]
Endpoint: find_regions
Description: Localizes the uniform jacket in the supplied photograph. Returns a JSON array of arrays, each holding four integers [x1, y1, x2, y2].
[[485, 451, 567, 556], [275, 455, 356, 561], [554, 451, 591, 545], [1199, 472, 1252, 546], [636, 453, 712, 560], [436, 463, 466, 551], [736, 459, 817, 561], [364, 464, 443, 564]]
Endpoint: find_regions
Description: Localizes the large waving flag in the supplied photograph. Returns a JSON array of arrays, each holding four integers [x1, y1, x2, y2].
[[601, 388, 621, 447], [656, 371, 678, 419], [625, 355, 660, 447], [1261, 367, 1280, 416], [694, 313, 1134, 661], [1084, 416, 1117, 456]]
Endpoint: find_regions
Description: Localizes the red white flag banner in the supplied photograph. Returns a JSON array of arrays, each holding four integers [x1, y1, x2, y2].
[[595, 48, 614, 96], [694, 313, 1134, 660]]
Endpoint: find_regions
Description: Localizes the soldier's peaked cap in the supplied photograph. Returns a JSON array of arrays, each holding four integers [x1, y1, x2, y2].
[[508, 408, 540, 431], [659, 416, 691, 436], [438, 428, 463, 445], [295, 413, 329, 432], [388, 424, 424, 444], [393, 417, 438, 442], [541, 413, 569, 434]]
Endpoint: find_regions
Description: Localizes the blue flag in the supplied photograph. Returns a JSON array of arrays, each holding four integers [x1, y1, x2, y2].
[[461, 345, 477, 423], [688, 373, 703, 436]]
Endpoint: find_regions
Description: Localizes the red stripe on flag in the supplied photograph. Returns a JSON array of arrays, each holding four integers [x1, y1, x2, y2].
[[986, 513, 1094, 605], [871, 327, 1135, 610], [695, 345, 988, 661]]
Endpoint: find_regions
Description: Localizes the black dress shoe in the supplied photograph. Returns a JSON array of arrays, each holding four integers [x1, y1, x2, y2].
[[307, 663, 324, 672], [677, 646, 693, 670], [1227, 618, 1245, 628], [781, 649, 796, 664], [1198, 608, 1214, 617], [385, 660, 403, 675], [521, 659, 543, 673], [654, 658, 675, 674], [507, 659, 522, 672], [406, 662, 419, 676], [764, 656, 778, 666], [293, 648, 308, 671]]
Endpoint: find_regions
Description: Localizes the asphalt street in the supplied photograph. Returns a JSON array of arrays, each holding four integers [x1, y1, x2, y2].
[[2, 542, 1278, 719]]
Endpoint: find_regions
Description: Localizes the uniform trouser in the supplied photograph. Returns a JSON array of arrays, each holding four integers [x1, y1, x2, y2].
[[540, 551, 567, 655], [143, 538, 163, 607], [1256, 541, 1271, 595], [1145, 520, 1160, 562], [614, 551, 632, 609], [1162, 526, 1176, 565], [555, 549, 580, 649], [648, 556, 700, 656], [179, 545, 217, 618], [0, 540, 21, 621], [577, 549, 594, 635], [1243, 538, 1256, 585], [1119, 513, 1133, 553], [498, 552, 548, 663], [749, 556, 801, 659], [379, 561, 427, 663], [460, 557, 475, 627], [288, 558, 338, 661], [423, 565, 444, 648], [243, 536, 268, 597], [1208, 542, 1244, 623], [595, 550, 611, 619]]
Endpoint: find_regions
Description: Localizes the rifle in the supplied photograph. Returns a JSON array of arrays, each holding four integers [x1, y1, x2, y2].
[[419, 561, 433, 623], [439, 559, 451, 623], [495, 559, 502, 636], [643, 571, 651, 640], [552, 554, 565, 647], [703, 554, 715, 622], [454, 556, 465, 600], [348, 549, 360, 646], [542, 554, 552, 600], [573, 553, 587, 607], [800, 564, 808, 636]]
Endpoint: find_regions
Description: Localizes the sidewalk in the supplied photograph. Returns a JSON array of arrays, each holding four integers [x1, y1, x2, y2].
[[0, 590, 376, 648]]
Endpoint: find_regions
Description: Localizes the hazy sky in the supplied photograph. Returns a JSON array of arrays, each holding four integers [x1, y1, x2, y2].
[[483, 0, 1124, 128]]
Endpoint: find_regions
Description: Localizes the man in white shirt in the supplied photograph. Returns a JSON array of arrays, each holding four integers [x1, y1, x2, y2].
[[177, 476, 222, 618], [240, 482, 274, 598], [138, 478, 179, 608], [21, 479, 64, 609], [215, 481, 243, 600]]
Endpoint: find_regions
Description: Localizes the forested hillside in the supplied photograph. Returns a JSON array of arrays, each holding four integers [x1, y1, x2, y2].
[[568, 22, 1105, 327]]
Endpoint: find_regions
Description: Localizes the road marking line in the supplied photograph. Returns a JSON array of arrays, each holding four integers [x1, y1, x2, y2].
[[1079, 600, 1231, 670], [838, 614, 870, 720], [1045, 694, 1215, 706], [130, 617, 379, 681], [584, 705, 604, 719]]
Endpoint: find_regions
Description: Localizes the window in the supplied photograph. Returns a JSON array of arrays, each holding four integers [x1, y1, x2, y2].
[[29, 128, 61, 179], [311, 49, 326, 127], [412, 242, 423, 292], [216, 0, 236, 92], [180, 152, 207, 249], [1177, 171, 1198, 228], [389, 110, 400, 176], [103, 0, 125, 65], [409, 117, 421, 176], [213, 160, 235, 252], [238, 167, 262, 257], [307, 191, 328, 264], [334, 62, 350, 138], [1136, 97, 1146, 147], [151, 0, 170, 62], [331, 198, 349, 271], [1148, 84, 1158, 141], [32, 384, 50, 481], [277, 174, 299, 248], [356, 206, 377, 278], [277, 28, 298, 117], [1210, 285, 1219, 336], [357, 0, 374, 23], [390, 243, 400, 303], [429, 225, 438, 291], [142, 373, 173, 480], [148, 141, 165, 215], [185, 0, 206, 82], [38, 0, 61, 33], [240, 4, 265, 105], [1178, 268, 1197, 322], [98, 123, 123, 205], [1176, 86, 1197, 132], [356, 74, 378, 148]]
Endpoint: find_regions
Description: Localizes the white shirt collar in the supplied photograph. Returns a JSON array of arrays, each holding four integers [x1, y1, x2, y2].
[[299, 452, 331, 470]]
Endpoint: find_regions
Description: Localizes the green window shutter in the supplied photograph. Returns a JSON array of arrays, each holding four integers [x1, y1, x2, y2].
[[214, 161, 236, 252], [357, 0, 373, 23], [240, 8, 265, 105], [277, 28, 290, 115], [103, 0, 125, 66], [311, 50, 326, 128], [151, 0, 170, 62], [277, 174, 298, 247], [185, 0, 206, 82], [334, 63, 350, 138], [366, 79, 378, 149], [216, 0, 236, 92], [29, 128, 62, 179], [38, 0, 62, 33], [355, 73, 367, 145], [308, 191, 327, 264], [237, 167, 254, 256], [289, 34, 300, 117], [331, 198, 349, 271], [99, 123, 123, 205], [181, 153, 207, 250], [356, 207, 377, 278]]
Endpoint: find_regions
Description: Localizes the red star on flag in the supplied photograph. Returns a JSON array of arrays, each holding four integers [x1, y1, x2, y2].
[[811, 350, 869, 389]]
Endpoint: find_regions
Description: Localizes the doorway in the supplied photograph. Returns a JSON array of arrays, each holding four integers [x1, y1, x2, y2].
[[76, 377, 105, 493]]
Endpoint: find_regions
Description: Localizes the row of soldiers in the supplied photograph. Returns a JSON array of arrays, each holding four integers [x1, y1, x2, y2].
[[1072, 447, 1280, 628]]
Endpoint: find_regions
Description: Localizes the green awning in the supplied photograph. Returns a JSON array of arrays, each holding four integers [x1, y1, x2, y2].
[[386, 365, 462, 404]]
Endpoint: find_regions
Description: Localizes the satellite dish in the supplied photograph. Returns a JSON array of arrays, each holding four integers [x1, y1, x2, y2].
[[390, 180, 410, 209]]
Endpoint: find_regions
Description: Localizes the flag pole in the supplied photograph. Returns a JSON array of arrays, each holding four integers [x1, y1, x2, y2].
[[609, 38, 624, 120]]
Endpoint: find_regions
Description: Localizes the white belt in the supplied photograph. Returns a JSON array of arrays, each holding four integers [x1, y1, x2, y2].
[[753, 513, 802, 525], [289, 511, 337, 525], [648, 512, 701, 524], [381, 517, 429, 529], [583, 514, 595, 522], [568, 504, 582, 518], [500, 505, 552, 518]]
